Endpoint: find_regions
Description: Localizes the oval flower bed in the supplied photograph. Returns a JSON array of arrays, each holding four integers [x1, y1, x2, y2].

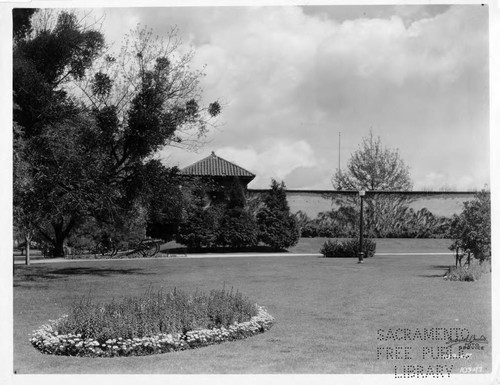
[[30, 288, 274, 357]]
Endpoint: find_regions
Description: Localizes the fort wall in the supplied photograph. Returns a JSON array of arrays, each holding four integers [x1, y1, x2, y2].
[[248, 190, 477, 218]]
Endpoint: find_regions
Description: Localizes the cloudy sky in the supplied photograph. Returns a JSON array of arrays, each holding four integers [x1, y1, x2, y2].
[[94, 4, 489, 190]]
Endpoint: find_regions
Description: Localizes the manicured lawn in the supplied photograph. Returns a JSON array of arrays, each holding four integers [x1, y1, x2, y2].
[[13, 239, 490, 374]]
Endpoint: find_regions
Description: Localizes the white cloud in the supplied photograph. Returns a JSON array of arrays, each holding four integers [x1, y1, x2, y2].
[[217, 140, 317, 188], [98, 5, 489, 191], [283, 165, 333, 189], [417, 171, 449, 189]]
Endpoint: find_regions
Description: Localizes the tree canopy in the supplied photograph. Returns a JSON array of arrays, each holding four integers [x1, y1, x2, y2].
[[13, 11, 105, 137], [333, 131, 412, 191], [13, 9, 221, 258]]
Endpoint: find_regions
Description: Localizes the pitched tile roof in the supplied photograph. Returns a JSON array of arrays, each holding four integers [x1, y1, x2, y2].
[[180, 152, 256, 179]]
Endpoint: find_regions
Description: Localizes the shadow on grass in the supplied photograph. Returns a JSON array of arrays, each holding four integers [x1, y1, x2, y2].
[[46, 267, 152, 276], [417, 264, 451, 278], [417, 273, 447, 278], [167, 245, 288, 254], [430, 265, 453, 269], [14, 266, 151, 288]]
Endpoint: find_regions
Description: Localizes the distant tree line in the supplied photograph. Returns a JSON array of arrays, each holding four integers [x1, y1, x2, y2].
[[295, 205, 451, 239]]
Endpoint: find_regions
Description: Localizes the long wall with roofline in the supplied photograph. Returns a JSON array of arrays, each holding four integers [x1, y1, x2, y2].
[[181, 154, 480, 219], [248, 189, 479, 218]]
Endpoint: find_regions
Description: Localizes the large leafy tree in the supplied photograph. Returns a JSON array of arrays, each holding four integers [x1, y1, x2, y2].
[[13, 10, 220, 258], [17, 114, 130, 257], [332, 131, 413, 238], [13, 10, 106, 260]]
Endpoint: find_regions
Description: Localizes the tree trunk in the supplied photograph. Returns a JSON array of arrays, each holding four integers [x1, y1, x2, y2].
[[25, 233, 32, 265], [51, 217, 75, 258], [53, 229, 66, 258]]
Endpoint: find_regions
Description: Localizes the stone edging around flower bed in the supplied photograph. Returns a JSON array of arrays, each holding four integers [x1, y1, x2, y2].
[[30, 306, 274, 357]]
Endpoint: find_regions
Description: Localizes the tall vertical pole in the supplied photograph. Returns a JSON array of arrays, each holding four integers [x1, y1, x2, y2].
[[338, 132, 341, 175], [358, 191, 365, 264]]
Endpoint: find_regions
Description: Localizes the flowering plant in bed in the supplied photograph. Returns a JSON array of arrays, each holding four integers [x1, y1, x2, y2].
[[30, 287, 274, 357]]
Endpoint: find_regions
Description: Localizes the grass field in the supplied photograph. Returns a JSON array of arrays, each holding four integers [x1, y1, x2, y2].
[[13, 239, 491, 374]]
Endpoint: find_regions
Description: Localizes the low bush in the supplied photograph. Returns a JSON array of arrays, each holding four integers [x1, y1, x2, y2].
[[57, 287, 257, 340], [444, 261, 491, 282], [320, 238, 376, 258], [297, 206, 451, 239], [448, 190, 491, 263], [30, 287, 274, 357]]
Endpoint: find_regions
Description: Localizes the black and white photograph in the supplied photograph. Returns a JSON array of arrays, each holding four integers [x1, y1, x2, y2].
[[3, 1, 498, 383]]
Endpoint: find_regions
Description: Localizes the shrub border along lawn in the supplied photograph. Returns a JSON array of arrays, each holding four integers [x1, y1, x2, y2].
[[443, 260, 491, 282], [30, 306, 274, 357]]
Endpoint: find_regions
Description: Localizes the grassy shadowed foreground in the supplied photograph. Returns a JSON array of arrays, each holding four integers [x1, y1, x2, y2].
[[13, 239, 490, 374]]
